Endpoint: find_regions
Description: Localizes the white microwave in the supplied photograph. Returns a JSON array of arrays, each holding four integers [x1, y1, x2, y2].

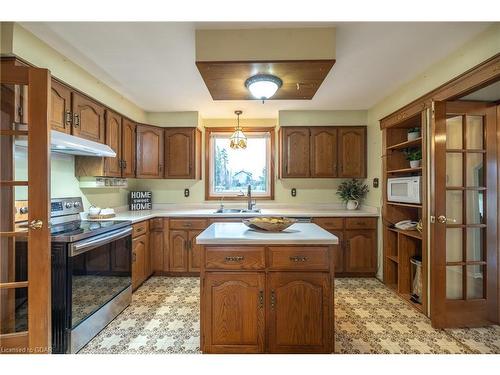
[[387, 176, 421, 204]]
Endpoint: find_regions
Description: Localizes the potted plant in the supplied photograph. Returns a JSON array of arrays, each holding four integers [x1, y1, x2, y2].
[[404, 147, 422, 168], [336, 179, 369, 210], [407, 127, 421, 141]]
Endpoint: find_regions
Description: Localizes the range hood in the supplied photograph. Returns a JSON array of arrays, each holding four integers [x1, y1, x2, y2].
[[50, 131, 116, 157]]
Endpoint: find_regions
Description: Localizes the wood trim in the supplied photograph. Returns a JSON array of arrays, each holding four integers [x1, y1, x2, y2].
[[0, 281, 28, 290], [380, 53, 500, 129], [27, 67, 52, 353], [204, 127, 275, 200], [0, 332, 29, 352]]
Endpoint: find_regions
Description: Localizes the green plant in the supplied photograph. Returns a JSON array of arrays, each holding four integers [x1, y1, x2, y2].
[[404, 147, 422, 161], [336, 179, 369, 202], [407, 127, 420, 134]]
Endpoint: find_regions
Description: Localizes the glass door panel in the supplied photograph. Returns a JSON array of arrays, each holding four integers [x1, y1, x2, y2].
[[432, 100, 496, 328], [0, 64, 51, 352]]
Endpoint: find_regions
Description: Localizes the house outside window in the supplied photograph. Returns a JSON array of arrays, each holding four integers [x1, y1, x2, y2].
[[206, 128, 275, 200]]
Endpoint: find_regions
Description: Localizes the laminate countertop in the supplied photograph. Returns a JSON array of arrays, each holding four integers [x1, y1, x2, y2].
[[196, 222, 339, 245], [85, 204, 379, 224]]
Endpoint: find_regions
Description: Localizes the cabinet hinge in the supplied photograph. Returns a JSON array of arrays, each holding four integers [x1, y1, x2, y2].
[[17, 105, 23, 118]]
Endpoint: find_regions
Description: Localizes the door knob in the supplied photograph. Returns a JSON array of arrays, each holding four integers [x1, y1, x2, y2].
[[28, 219, 43, 230], [437, 215, 457, 224], [437, 215, 447, 224]]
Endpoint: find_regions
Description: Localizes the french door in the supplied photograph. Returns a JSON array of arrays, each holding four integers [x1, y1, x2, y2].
[[431, 100, 498, 328], [0, 61, 51, 353]]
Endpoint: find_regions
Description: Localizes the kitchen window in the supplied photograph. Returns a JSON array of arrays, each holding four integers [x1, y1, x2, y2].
[[206, 128, 275, 200]]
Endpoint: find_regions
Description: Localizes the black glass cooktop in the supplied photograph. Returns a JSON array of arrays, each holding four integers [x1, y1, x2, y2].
[[50, 220, 131, 243]]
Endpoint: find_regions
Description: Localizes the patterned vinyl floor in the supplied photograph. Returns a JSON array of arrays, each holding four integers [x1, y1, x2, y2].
[[79, 277, 500, 354]]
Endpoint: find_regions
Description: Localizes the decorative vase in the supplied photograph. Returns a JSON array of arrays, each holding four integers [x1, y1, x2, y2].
[[407, 131, 420, 141], [346, 200, 359, 210], [410, 160, 421, 168]]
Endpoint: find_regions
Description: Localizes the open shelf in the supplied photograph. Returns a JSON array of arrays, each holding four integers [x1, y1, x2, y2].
[[386, 137, 422, 151], [387, 167, 422, 174], [387, 227, 422, 240], [382, 110, 427, 317], [386, 201, 422, 208]]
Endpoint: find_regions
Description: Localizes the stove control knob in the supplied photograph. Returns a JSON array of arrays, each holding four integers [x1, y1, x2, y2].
[[65, 202, 73, 209], [73, 202, 81, 208], [19, 206, 28, 214]]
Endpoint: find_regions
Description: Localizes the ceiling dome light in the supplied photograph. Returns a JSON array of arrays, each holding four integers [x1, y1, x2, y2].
[[230, 110, 247, 150], [245, 74, 283, 101]]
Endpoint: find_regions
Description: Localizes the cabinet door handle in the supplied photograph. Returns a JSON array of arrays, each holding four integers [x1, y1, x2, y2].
[[271, 289, 276, 309], [258, 290, 264, 309], [186, 240, 192, 251], [65, 110, 72, 127], [289, 255, 308, 262], [345, 240, 350, 250], [73, 113, 80, 127], [224, 256, 244, 262]]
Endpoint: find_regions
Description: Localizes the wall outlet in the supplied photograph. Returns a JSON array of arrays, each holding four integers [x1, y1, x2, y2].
[[184, 188, 190, 197], [291, 188, 297, 197]]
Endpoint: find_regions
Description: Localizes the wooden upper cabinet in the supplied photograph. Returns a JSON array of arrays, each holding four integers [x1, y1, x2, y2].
[[50, 80, 71, 134], [281, 127, 310, 177], [136, 125, 164, 179], [203, 273, 265, 353], [71, 92, 105, 143], [164, 127, 201, 179], [267, 272, 332, 353], [121, 118, 136, 178], [338, 127, 366, 178], [104, 110, 122, 177], [310, 127, 338, 177], [345, 229, 377, 274]]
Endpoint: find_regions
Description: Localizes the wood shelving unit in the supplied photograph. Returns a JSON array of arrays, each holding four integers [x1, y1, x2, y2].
[[382, 111, 428, 316]]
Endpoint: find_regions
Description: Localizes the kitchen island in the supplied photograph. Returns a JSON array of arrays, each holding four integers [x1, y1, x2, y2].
[[196, 222, 338, 353]]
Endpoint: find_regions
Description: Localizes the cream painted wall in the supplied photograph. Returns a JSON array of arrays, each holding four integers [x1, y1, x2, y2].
[[10, 23, 147, 122]]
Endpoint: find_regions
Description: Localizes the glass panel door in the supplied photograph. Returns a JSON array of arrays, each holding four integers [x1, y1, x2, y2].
[[0, 62, 51, 353], [431, 100, 497, 328]]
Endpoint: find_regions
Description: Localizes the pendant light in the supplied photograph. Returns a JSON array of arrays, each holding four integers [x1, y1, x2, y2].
[[229, 110, 247, 149], [245, 74, 283, 102]]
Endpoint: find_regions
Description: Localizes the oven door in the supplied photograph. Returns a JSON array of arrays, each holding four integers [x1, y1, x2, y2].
[[68, 227, 132, 331]]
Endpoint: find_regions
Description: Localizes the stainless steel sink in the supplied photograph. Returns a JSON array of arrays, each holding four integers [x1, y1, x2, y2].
[[213, 208, 261, 214]]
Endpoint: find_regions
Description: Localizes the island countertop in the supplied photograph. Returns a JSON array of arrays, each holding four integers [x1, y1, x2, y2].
[[195, 222, 339, 245]]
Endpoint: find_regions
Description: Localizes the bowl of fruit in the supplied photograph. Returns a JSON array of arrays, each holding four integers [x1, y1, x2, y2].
[[242, 217, 297, 232]]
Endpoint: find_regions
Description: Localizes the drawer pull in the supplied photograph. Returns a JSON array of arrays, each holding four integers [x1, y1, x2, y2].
[[289, 256, 308, 262], [224, 256, 244, 262]]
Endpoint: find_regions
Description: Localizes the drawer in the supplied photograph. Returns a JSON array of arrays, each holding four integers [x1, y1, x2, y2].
[[205, 247, 265, 270], [268, 247, 330, 271], [169, 218, 208, 230], [132, 220, 149, 238], [312, 217, 344, 230], [345, 217, 377, 229], [149, 217, 164, 230]]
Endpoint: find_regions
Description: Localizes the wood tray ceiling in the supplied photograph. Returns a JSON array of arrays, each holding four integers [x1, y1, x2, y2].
[[196, 60, 335, 100]]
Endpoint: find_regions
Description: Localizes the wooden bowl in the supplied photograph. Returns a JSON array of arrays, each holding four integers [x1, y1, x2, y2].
[[242, 217, 297, 232]]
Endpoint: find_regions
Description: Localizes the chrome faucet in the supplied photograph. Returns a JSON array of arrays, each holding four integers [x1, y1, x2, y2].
[[247, 185, 255, 211]]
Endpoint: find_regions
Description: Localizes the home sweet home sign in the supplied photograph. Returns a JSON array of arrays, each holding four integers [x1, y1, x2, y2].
[[129, 191, 152, 210]]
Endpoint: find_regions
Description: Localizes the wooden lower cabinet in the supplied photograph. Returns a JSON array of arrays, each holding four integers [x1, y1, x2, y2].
[[268, 272, 332, 353], [201, 245, 334, 353], [132, 234, 148, 291], [202, 273, 265, 353], [313, 217, 378, 276], [345, 229, 377, 274], [149, 218, 165, 273], [188, 230, 203, 272], [169, 230, 189, 272]]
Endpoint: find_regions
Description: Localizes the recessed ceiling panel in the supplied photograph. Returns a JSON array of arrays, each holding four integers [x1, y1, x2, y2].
[[196, 60, 335, 100]]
